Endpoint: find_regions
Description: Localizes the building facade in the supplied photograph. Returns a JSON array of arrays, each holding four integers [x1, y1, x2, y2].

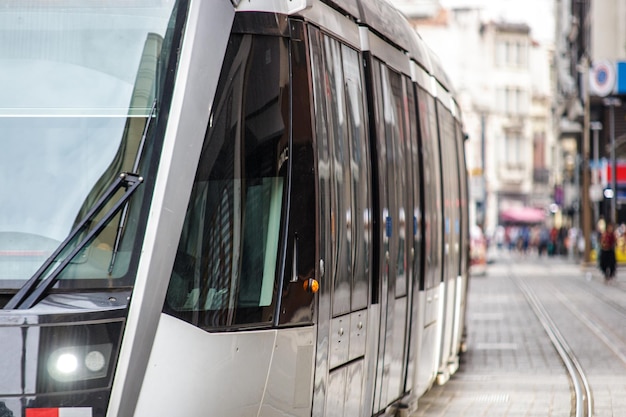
[[554, 0, 626, 254], [397, 2, 555, 237]]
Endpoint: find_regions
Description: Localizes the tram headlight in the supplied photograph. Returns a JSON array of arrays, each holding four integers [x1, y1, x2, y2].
[[47, 343, 112, 383], [36, 321, 123, 393], [54, 352, 79, 375]]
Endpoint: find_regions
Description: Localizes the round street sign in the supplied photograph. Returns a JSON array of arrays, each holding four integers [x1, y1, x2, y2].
[[589, 60, 616, 97]]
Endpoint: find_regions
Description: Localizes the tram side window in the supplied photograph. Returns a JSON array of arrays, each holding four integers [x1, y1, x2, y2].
[[416, 87, 442, 290], [456, 122, 469, 275], [322, 35, 352, 317], [387, 69, 410, 298], [164, 34, 289, 328], [438, 104, 458, 279], [342, 44, 371, 311], [406, 78, 422, 290], [309, 28, 372, 316]]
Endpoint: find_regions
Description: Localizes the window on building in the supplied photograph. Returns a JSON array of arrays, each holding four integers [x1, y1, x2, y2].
[[496, 86, 528, 115], [496, 39, 527, 68], [503, 134, 524, 167]]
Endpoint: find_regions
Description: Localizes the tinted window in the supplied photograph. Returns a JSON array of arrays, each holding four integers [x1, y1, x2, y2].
[[406, 79, 422, 289], [438, 104, 459, 280], [165, 34, 289, 328], [343, 45, 371, 311], [417, 88, 442, 290], [309, 29, 372, 316]]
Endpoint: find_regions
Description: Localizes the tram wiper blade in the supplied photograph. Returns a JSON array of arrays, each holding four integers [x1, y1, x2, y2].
[[108, 99, 157, 274], [4, 172, 144, 310]]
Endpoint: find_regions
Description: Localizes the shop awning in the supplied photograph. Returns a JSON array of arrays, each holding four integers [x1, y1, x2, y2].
[[500, 207, 545, 224]]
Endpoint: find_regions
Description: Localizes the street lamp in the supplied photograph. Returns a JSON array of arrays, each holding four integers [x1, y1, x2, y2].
[[603, 97, 622, 224]]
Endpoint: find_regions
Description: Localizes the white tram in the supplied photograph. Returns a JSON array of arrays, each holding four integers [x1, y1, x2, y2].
[[0, 0, 469, 416]]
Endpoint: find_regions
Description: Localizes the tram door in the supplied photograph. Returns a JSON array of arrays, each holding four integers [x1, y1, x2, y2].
[[370, 61, 412, 413], [309, 27, 373, 417]]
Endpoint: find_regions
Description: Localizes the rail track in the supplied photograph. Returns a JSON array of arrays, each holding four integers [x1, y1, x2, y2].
[[510, 274, 593, 417]]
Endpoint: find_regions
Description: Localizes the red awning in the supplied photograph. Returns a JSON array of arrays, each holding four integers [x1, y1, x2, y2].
[[500, 207, 545, 224]]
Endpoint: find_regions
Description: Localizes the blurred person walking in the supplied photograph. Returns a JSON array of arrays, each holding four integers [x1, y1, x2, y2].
[[600, 222, 617, 280]]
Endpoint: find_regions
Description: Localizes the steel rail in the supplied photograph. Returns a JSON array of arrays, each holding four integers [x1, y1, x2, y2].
[[510, 274, 593, 417]]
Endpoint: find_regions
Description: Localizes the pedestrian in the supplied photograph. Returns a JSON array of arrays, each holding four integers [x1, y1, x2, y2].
[[600, 222, 617, 279], [538, 226, 549, 256]]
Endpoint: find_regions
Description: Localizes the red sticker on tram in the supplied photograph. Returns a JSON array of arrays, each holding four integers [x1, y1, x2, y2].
[[26, 408, 92, 417]]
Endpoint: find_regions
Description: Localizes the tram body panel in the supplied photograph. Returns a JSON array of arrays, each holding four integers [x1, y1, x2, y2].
[[434, 91, 464, 382], [0, 0, 229, 415], [438, 277, 456, 383], [0, 0, 469, 416], [107, 2, 236, 416], [413, 286, 440, 396], [308, 14, 377, 416], [449, 274, 466, 372], [451, 120, 470, 362], [135, 314, 314, 417]]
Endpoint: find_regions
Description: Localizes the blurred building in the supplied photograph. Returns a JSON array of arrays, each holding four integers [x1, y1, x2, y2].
[[554, 0, 626, 231], [394, 1, 556, 237]]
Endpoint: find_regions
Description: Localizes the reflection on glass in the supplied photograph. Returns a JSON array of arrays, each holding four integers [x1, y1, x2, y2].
[[0, 1, 177, 285], [166, 35, 289, 328]]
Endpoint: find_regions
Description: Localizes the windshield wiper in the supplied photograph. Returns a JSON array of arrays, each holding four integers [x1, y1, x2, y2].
[[4, 172, 144, 310], [108, 99, 156, 274]]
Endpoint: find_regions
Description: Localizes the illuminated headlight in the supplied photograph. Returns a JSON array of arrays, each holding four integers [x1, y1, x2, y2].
[[47, 343, 112, 383]]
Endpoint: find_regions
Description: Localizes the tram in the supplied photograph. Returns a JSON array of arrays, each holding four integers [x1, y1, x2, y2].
[[0, 0, 469, 416]]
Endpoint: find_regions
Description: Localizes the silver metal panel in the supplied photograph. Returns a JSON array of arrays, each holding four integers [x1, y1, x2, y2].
[[359, 0, 415, 53], [300, 1, 361, 49], [348, 309, 367, 360], [404, 288, 422, 397], [237, 0, 362, 48], [361, 303, 380, 417], [452, 99, 463, 123], [0, 328, 31, 394], [235, 0, 310, 14], [415, 321, 438, 397], [386, 296, 407, 403], [439, 276, 456, 373], [330, 314, 349, 369], [449, 275, 466, 368], [428, 75, 439, 98], [312, 297, 331, 416], [326, 366, 347, 417], [136, 315, 315, 416], [410, 32, 432, 73], [260, 327, 315, 416], [436, 81, 452, 111], [365, 29, 412, 76], [323, 0, 360, 17], [135, 314, 276, 416], [433, 283, 446, 382], [344, 360, 364, 417], [405, 290, 426, 401], [424, 286, 439, 326], [411, 61, 430, 89], [107, 2, 235, 416]]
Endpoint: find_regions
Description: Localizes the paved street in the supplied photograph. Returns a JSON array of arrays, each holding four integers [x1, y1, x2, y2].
[[413, 250, 626, 417]]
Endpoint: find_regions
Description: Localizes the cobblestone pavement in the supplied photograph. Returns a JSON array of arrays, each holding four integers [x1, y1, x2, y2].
[[412, 251, 626, 417]]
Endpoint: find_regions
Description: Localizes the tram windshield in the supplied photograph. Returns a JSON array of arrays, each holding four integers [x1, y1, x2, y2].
[[0, 1, 179, 289]]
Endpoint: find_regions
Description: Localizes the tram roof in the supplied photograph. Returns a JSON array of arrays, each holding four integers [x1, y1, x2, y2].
[[233, 0, 454, 92], [321, 0, 456, 92], [322, 0, 432, 71]]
